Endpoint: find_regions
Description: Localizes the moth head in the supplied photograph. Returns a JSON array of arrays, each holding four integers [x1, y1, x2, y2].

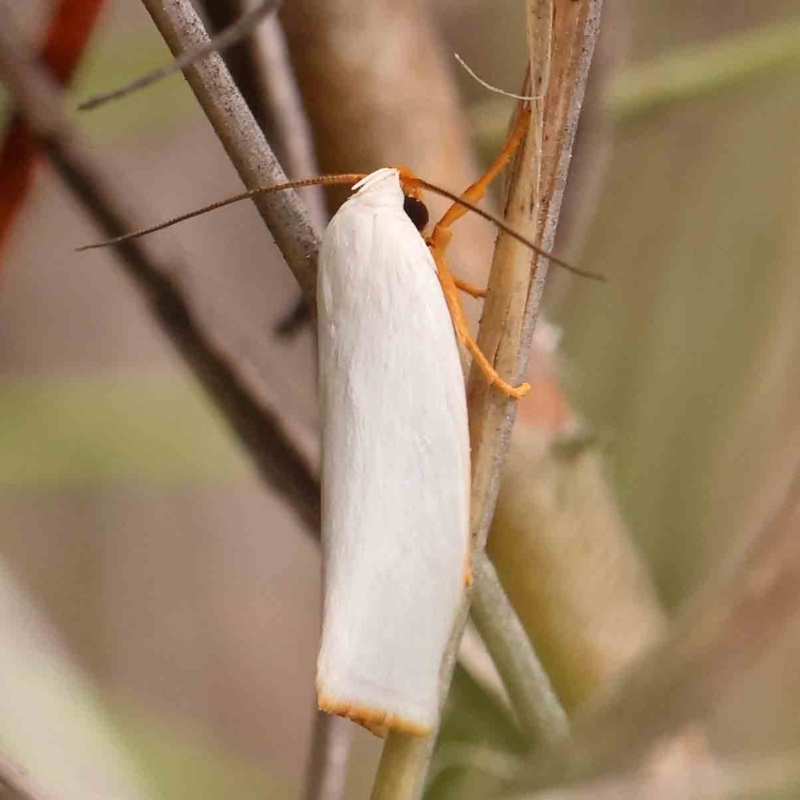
[[395, 167, 430, 233]]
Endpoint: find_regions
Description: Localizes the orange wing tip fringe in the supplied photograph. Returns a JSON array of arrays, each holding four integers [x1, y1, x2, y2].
[[317, 693, 431, 738]]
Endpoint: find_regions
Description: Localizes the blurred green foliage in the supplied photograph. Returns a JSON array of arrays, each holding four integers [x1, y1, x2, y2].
[[116, 703, 291, 800], [0, 375, 247, 486], [562, 58, 800, 606]]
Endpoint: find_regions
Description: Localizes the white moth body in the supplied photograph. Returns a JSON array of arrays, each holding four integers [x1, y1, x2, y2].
[[316, 168, 470, 736]]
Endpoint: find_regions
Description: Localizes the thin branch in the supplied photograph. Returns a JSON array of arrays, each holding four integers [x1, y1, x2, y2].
[[251, 13, 328, 230], [303, 714, 353, 800], [140, 0, 320, 302], [196, 0, 327, 230], [0, 3, 321, 532], [77, 0, 281, 111], [371, 2, 603, 798], [470, 553, 569, 746]]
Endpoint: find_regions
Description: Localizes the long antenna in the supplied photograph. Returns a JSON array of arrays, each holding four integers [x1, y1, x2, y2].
[[77, 0, 282, 111], [75, 175, 365, 251], [412, 178, 605, 282], [76, 171, 605, 281]]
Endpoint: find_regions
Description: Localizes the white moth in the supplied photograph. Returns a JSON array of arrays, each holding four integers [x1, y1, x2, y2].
[[75, 111, 595, 737], [316, 167, 470, 737]]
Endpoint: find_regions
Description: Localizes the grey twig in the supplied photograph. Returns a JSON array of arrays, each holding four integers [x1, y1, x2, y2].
[[197, 0, 327, 335], [200, 0, 327, 228], [77, 0, 282, 111], [303, 714, 353, 800], [0, 3, 320, 532], [470, 554, 569, 746], [140, 0, 320, 303]]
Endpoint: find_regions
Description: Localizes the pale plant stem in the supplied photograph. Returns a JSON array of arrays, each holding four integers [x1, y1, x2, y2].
[[471, 554, 569, 745]]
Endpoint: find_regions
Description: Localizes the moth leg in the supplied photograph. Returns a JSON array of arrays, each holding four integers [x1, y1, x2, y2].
[[432, 106, 532, 238], [454, 277, 487, 299], [432, 243, 530, 400]]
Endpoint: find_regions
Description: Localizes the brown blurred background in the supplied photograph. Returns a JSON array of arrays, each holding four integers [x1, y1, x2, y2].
[[1, 1, 799, 798]]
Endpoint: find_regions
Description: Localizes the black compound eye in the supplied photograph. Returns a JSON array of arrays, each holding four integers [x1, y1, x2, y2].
[[403, 195, 429, 232]]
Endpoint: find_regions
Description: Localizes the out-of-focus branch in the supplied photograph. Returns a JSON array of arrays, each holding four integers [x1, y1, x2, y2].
[[0, 0, 105, 265], [303, 714, 353, 800], [519, 455, 800, 788], [140, 0, 320, 302], [371, 3, 604, 799], [488, 421, 667, 712], [0, 4, 320, 531], [0, 752, 60, 800], [77, 0, 280, 111]]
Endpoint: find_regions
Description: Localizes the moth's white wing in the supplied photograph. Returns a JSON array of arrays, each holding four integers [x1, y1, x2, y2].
[[316, 169, 469, 736]]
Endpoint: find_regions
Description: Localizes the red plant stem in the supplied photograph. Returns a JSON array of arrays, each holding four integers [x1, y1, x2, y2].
[[0, 0, 105, 263]]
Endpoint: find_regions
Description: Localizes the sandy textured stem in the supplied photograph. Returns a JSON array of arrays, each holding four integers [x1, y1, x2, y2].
[[199, 0, 328, 231], [471, 553, 569, 745], [140, 0, 320, 302]]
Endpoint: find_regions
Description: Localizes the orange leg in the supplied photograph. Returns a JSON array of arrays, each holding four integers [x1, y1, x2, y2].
[[432, 242, 530, 400], [454, 277, 487, 298], [433, 107, 531, 236], [427, 107, 533, 399]]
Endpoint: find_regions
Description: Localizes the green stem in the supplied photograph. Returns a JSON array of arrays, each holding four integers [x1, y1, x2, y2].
[[470, 554, 569, 745]]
